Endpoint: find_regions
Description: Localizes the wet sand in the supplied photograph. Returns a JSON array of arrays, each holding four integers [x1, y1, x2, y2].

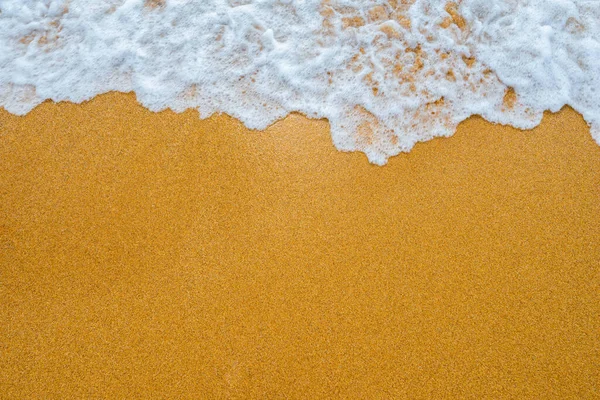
[[1, 92, 599, 398]]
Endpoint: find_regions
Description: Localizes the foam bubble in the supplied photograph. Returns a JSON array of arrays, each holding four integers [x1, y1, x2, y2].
[[1, 0, 599, 164]]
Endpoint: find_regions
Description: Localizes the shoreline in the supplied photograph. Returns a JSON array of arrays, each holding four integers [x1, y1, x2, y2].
[[4, 92, 598, 163]]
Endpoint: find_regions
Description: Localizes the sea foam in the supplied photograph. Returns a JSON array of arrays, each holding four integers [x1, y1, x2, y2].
[[1, 0, 599, 164]]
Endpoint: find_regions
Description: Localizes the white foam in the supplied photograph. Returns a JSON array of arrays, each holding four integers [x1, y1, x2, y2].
[[1, 0, 599, 164]]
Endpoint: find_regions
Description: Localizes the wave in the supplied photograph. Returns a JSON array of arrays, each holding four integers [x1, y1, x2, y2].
[[1, 0, 599, 164]]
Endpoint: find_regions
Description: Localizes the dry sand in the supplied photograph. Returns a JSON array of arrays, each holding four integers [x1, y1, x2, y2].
[[1, 92, 599, 398]]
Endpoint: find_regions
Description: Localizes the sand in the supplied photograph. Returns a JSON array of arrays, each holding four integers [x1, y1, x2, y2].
[[1, 92, 599, 398]]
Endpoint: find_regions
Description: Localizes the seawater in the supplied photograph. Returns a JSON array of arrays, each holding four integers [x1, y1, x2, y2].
[[1, 0, 599, 164]]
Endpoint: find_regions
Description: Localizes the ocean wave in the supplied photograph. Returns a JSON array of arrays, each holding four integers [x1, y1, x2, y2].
[[1, 0, 599, 164]]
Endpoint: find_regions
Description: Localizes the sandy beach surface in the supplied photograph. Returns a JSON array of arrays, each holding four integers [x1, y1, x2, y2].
[[1, 92, 599, 398]]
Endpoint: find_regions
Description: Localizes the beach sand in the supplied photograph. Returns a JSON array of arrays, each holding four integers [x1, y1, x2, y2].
[[1, 92, 599, 398]]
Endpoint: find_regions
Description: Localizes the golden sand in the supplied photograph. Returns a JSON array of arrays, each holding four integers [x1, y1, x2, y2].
[[1, 92, 599, 398]]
